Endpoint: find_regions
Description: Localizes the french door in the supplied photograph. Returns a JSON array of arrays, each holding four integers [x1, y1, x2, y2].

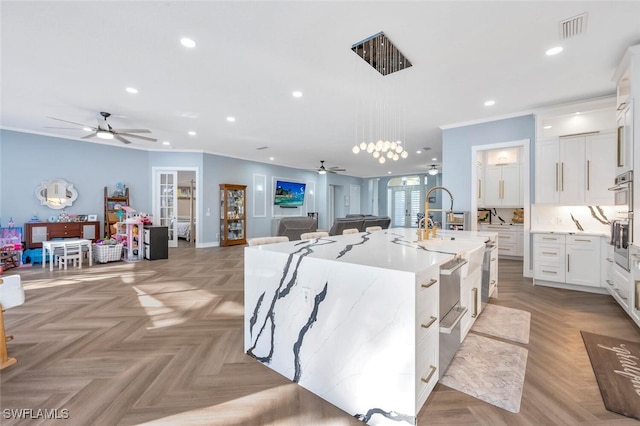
[[391, 187, 421, 228], [153, 169, 178, 247]]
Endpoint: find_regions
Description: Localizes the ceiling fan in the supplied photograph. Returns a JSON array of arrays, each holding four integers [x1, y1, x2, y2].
[[312, 160, 346, 175], [45, 111, 157, 145]]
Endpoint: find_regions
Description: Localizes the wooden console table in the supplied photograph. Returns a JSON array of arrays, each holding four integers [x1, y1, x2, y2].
[[24, 221, 99, 249]]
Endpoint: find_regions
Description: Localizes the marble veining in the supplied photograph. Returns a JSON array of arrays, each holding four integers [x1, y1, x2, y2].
[[354, 408, 415, 424], [293, 282, 329, 382]]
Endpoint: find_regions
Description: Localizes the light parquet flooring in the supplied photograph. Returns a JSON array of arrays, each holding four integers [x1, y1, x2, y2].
[[1, 249, 639, 425]]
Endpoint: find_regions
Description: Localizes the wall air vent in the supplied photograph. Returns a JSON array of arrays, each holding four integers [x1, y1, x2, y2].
[[560, 13, 587, 39], [256, 146, 269, 150]]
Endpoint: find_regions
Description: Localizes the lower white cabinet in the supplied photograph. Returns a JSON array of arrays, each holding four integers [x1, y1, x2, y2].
[[480, 224, 523, 258], [533, 233, 601, 288], [415, 267, 440, 409], [565, 235, 601, 288], [610, 263, 631, 311]]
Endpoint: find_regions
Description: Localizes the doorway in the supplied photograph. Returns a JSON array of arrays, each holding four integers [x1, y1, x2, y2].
[[152, 167, 199, 248], [388, 176, 424, 228]]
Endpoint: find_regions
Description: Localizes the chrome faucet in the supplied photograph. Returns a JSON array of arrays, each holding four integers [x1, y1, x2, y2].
[[418, 186, 455, 240]]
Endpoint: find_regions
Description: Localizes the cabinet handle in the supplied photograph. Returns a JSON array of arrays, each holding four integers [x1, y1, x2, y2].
[[573, 239, 591, 242], [542, 251, 557, 255], [421, 278, 438, 288], [635, 281, 640, 310], [606, 258, 614, 263], [606, 279, 614, 287], [614, 289, 628, 301], [555, 163, 559, 192], [567, 254, 570, 272], [421, 365, 437, 384], [561, 162, 565, 191], [478, 179, 481, 199], [421, 316, 438, 329], [586, 160, 590, 191], [542, 270, 557, 274], [471, 288, 478, 318], [617, 125, 623, 167], [542, 237, 557, 240]]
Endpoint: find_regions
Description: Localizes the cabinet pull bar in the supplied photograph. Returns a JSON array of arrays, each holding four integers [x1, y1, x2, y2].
[[614, 289, 628, 301], [421, 316, 438, 329], [567, 254, 570, 272], [478, 179, 481, 199], [542, 251, 557, 255], [573, 239, 591, 242], [421, 365, 437, 384], [472, 288, 478, 318], [586, 160, 590, 190], [561, 162, 565, 191], [555, 163, 559, 191], [635, 281, 640, 310], [606, 258, 614, 262], [542, 270, 557, 274], [421, 278, 438, 288], [606, 279, 614, 287], [542, 237, 557, 240], [617, 125, 623, 167]]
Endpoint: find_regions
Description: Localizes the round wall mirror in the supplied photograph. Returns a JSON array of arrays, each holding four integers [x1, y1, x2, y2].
[[35, 178, 78, 209]]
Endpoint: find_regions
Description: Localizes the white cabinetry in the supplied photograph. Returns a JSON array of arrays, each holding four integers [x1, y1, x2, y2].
[[484, 165, 521, 207], [533, 233, 565, 283], [565, 235, 600, 288], [415, 267, 440, 408], [601, 239, 614, 289], [535, 133, 615, 205], [459, 247, 484, 342], [480, 224, 523, 258], [534, 233, 602, 289], [610, 264, 631, 311]]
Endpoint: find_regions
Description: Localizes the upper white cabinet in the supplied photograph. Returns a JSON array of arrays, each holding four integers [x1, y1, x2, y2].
[[613, 44, 639, 176], [480, 147, 522, 207], [535, 132, 615, 205]]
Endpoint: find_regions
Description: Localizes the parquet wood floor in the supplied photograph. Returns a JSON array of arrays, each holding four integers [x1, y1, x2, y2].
[[1, 248, 639, 425]]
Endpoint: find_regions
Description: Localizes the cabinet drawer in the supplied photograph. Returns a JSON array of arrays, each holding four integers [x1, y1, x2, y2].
[[416, 333, 438, 406], [534, 234, 565, 244], [534, 263, 565, 282], [534, 243, 565, 263], [566, 235, 598, 245]]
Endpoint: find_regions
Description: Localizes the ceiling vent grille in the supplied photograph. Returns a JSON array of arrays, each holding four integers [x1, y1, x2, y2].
[[560, 13, 587, 39]]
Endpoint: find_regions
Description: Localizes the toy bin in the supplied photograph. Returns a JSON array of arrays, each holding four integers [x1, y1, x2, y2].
[[93, 243, 123, 263]]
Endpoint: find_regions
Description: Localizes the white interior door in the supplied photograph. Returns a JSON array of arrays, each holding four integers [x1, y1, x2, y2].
[[349, 184, 360, 214], [154, 169, 178, 248]]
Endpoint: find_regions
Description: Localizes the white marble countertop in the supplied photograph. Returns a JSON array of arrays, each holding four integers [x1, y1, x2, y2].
[[530, 229, 609, 237], [247, 228, 492, 274]]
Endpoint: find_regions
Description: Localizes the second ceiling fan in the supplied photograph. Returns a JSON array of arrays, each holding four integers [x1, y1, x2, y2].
[[312, 161, 346, 175]]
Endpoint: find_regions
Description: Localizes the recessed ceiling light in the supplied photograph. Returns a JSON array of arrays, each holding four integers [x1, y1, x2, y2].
[[269, 157, 275, 161], [416, 150, 422, 154], [180, 37, 196, 48], [484, 100, 495, 107], [188, 131, 196, 136], [543, 125, 552, 129], [432, 157, 437, 161], [575, 112, 581, 115], [162, 141, 171, 146], [388, 171, 392, 174], [226, 116, 236, 122], [126, 87, 138, 94], [546, 46, 563, 56], [292, 91, 303, 98]]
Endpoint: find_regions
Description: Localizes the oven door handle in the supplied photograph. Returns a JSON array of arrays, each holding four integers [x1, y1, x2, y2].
[[440, 258, 468, 275]]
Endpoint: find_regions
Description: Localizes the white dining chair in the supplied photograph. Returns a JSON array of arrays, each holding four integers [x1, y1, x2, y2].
[[248, 236, 290, 246], [342, 228, 360, 235], [365, 226, 382, 232], [58, 242, 83, 270], [300, 231, 329, 240], [0, 274, 25, 369]]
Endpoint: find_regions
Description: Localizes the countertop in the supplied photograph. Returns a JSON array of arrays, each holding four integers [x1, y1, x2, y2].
[[530, 229, 610, 238], [247, 227, 494, 274]]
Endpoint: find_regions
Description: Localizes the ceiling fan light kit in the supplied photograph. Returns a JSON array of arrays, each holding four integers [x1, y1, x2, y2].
[[312, 160, 345, 175], [351, 31, 412, 164]]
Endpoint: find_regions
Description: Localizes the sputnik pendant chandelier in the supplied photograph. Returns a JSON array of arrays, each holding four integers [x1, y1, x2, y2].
[[351, 32, 413, 164]]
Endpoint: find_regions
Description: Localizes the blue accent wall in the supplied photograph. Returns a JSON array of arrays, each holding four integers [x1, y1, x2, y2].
[[441, 115, 535, 211]]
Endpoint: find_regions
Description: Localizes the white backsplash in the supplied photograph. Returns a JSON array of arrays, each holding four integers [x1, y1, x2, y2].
[[531, 205, 625, 234]]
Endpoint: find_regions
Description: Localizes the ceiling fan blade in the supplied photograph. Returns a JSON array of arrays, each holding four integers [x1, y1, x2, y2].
[[118, 133, 157, 142], [114, 134, 132, 145], [82, 132, 98, 139], [327, 169, 337, 174], [46, 117, 91, 127], [111, 128, 151, 133], [44, 126, 87, 130]]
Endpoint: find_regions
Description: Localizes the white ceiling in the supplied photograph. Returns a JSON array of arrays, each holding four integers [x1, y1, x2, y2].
[[2, 1, 639, 178]]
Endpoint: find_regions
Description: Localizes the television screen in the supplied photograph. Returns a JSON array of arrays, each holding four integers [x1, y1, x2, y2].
[[274, 180, 306, 206]]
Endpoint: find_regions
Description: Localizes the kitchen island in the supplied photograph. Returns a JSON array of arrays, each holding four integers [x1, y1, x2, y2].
[[244, 228, 495, 425]]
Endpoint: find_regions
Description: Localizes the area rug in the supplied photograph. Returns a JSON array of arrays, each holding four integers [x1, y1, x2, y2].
[[439, 333, 529, 413], [581, 331, 640, 421], [471, 304, 531, 344]]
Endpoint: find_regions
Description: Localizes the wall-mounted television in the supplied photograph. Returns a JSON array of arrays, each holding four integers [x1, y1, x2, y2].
[[274, 180, 306, 207]]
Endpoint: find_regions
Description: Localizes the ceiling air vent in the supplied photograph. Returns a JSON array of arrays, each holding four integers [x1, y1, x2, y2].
[[560, 13, 587, 39]]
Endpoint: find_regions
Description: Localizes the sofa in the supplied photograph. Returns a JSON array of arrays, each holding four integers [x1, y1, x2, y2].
[[276, 217, 318, 241], [328, 215, 391, 236]]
